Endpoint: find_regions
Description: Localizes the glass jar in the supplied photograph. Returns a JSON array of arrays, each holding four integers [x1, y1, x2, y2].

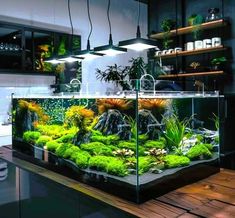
[[206, 8, 220, 22]]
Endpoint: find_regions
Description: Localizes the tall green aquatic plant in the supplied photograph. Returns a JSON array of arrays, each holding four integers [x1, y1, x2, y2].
[[163, 114, 189, 151]]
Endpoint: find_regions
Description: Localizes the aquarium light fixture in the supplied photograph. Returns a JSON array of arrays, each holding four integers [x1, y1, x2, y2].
[[74, 0, 103, 60], [118, 0, 157, 51], [44, 58, 65, 64], [94, 0, 127, 56]]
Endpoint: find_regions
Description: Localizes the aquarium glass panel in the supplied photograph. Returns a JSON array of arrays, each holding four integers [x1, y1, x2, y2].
[[12, 87, 220, 203]]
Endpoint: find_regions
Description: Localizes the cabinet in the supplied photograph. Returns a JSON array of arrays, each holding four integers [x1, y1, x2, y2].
[[0, 21, 81, 80], [148, 0, 230, 86]]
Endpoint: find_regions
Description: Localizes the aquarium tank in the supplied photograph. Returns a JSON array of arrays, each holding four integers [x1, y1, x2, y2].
[[12, 82, 221, 203]]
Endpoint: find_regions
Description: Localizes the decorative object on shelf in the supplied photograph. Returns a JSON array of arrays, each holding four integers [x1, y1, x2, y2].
[[187, 14, 204, 40], [190, 62, 201, 70], [203, 39, 212, 48], [93, 0, 127, 56], [119, 0, 158, 51], [162, 65, 174, 74], [160, 19, 175, 50], [211, 56, 227, 70], [212, 37, 222, 47], [194, 40, 203, 49], [174, 47, 182, 52], [186, 42, 194, 51], [206, 8, 221, 22]]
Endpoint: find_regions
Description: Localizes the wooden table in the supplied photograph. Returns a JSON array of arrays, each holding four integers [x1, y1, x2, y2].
[[1, 146, 235, 218]]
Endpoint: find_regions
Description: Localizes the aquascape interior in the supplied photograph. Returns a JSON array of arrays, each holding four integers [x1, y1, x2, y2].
[[12, 92, 220, 203]]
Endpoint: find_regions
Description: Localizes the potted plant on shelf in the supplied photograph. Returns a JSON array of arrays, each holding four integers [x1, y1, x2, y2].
[[211, 57, 227, 71], [160, 19, 176, 50], [187, 14, 204, 40]]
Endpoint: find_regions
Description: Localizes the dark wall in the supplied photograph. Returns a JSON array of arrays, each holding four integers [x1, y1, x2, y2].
[[148, 0, 235, 94]]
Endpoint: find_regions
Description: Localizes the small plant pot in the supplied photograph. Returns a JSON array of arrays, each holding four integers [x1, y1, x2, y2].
[[211, 65, 223, 71]]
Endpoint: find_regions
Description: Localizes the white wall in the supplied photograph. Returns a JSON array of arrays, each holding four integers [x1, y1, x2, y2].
[[0, 0, 148, 92], [0, 0, 148, 125]]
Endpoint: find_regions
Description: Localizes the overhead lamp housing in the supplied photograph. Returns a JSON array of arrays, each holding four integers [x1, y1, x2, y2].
[[74, 40, 103, 60], [119, 26, 157, 51], [94, 34, 127, 56]]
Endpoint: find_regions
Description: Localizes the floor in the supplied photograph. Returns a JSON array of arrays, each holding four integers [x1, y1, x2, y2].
[[0, 147, 235, 218]]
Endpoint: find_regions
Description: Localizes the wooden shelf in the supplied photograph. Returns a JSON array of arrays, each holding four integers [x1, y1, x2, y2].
[[155, 46, 227, 59], [150, 19, 227, 39], [158, 71, 224, 78]]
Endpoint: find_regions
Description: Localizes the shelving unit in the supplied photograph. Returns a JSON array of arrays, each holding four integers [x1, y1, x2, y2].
[[150, 19, 227, 39], [155, 46, 227, 59], [158, 71, 224, 79]]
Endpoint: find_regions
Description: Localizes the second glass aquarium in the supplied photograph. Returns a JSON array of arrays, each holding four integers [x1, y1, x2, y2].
[[12, 90, 221, 203]]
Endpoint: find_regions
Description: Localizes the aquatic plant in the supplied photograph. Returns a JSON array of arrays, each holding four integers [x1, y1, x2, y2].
[[69, 150, 90, 162], [112, 149, 134, 158], [75, 152, 91, 169], [186, 144, 212, 160], [36, 124, 78, 139], [55, 143, 73, 157], [117, 141, 145, 156], [106, 159, 129, 177], [18, 100, 49, 124], [164, 155, 190, 168], [90, 134, 120, 145], [88, 156, 115, 171], [80, 142, 115, 156], [144, 138, 166, 149], [63, 145, 80, 159], [45, 140, 61, 152], [56, 133, 75, 143], [96, 99, 132, 114], [138, 99, 170, 110], [145, 148, 167, 157], [23, 131, 41, 144], [163, 114, 189, 150], [139, 156, 155, 175], [35, 135, 52, 148], [65, 106, 94, 131]]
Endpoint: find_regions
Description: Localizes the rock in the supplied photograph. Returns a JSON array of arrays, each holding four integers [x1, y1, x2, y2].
[[15, 108, 38, 136], [94, 109, 131, 139], [138, 109, 163, 139]]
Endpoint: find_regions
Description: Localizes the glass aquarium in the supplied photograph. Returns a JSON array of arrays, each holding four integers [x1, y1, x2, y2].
[[12, 86, 221, 203]]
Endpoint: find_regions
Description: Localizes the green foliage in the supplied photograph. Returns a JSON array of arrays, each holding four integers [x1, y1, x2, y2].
[[80, 142, 116, 156], [45, 140, 61, 152], [211, 57, 227, 66], [56, 133, 75, 143], [36, 124, 78, 139], [163, 115, 189, 150], [186, 144, 212, 160], [144, 138, 166, 149], [63, 145, 80, 159], [65, 106, 94, 131], [138, 134, 149, 144], [90, 134, 120, 145], [88, 156, 115, 171], [106, 159, 129, 177], [160, 19, 175, 49], [36, 135, 52, 148], [164, 155, 190, 168], [55, 143, 73, 157], [117, 141, 145, 156], [23, 131, 41, 144], [187, 14, 204, 39], [96, 57, 148, 90], [75, 152, 90, 169], [139, 156, 155, 174]]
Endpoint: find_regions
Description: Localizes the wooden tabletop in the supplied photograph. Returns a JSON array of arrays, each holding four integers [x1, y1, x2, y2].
[[1, 146, 235, 218]]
